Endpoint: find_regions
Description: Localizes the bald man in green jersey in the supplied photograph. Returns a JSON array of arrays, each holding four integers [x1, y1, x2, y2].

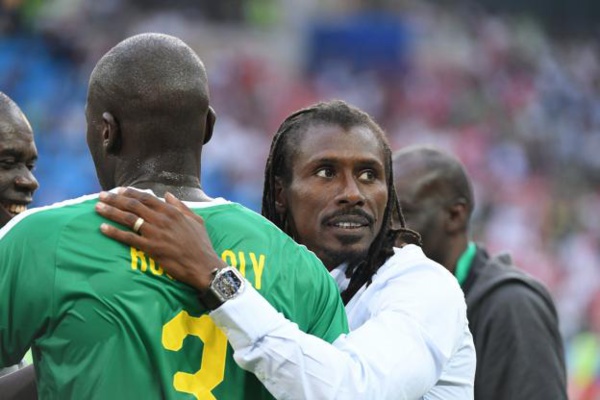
[[0, 33, 348, 399]]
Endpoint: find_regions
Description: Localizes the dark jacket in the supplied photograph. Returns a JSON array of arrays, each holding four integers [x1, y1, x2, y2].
[[462, 245, 567, 400]]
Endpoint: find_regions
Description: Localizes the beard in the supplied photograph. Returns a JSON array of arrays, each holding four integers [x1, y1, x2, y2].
[[321, 246, 368, 273]]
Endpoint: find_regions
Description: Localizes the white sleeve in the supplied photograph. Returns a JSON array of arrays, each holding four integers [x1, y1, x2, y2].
[[210, 272, 470, 400]]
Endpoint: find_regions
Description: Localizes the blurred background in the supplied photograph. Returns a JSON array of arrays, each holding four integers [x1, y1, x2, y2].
[[1, 0, 599, 397]]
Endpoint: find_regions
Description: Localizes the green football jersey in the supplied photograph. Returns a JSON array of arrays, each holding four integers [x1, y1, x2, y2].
[[0, 194, 348, 399]]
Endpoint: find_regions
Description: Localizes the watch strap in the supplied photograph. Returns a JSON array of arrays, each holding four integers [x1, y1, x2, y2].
[[198, 268, 222, 310]]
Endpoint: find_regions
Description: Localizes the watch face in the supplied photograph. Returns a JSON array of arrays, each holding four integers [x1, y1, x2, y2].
[[212, 267, 244, 302]]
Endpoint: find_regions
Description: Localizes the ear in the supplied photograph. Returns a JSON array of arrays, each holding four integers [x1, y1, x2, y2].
[[274, 176, 287, 215], [102, 112, 121, 155], [444, 198, 468, 234], [203, 106, 216, 144]]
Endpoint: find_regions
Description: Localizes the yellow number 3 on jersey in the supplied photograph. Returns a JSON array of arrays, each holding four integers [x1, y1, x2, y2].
[[162, 311, 228, 399]]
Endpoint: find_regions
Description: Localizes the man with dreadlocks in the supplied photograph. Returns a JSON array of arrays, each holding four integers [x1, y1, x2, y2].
[[96, 100, 476, 399], [393, 145, 567, 400]]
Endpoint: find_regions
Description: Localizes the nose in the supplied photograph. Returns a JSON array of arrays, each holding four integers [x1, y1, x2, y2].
[[336, 174, 365, 206], [15, 169, 39, 193]]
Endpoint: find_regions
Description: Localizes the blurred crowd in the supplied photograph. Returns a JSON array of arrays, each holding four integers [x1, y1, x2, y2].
[[1, 0, 599, 398]]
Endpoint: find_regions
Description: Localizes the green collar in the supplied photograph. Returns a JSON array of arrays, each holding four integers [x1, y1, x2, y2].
[[454, 242, 476, 286]]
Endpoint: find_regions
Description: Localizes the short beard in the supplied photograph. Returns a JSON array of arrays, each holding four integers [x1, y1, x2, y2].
[[322, 247, 367, 273]]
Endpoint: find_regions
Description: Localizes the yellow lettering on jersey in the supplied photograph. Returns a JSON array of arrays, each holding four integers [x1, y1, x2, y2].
[[221, 250, 236, 268], [130, 247, 268, 288], [237, 251, 247, 276], [219, 250, 266, 290], [130, 247, 173, 279], [250, 253, 265, 290], [131, 247, 148, 272], [149, 257, 163, 276]]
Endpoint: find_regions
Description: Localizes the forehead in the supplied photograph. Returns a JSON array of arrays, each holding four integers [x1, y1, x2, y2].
[[0, 106, 33, 142], [294, 123, 385, 167]]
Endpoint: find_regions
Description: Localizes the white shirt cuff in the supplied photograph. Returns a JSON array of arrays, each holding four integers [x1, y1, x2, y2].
[[210, 281, 286, 349]]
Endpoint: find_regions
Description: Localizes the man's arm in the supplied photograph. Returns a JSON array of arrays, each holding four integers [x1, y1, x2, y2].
[[96, 189, 474, 399], [209, 274, 469, 399], [472, 283, 567, 400]]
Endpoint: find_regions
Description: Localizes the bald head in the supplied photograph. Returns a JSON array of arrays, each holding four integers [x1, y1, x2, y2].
[[0, 93, 33, 139], [392, 146, 473, 270], [393, 146, 474, 214], [86, 33, 216, 190], [88, 33, 210, 138]]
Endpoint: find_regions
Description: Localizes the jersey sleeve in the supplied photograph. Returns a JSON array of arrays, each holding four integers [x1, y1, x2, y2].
[[472, 282, 567, 400], [0, 214, 56, 367]]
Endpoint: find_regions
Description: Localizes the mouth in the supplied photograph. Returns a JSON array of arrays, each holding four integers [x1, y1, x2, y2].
[[2, 203, 29, 216], [328, 220, 368, 229], [325, 212, 373, 231], [323, 213, 375, 247]]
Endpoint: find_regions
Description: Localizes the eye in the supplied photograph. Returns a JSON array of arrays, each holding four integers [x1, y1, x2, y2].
[[27, 162, 36, 172], [0, 159, 17, 170], [316, 167, 335, 178], [358, 170, 377, 182]]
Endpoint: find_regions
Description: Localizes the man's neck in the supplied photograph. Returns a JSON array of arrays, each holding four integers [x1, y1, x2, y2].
[[120, 176, 212, 203], [446, 237, 469, 274], [115, 153, 209, 201]]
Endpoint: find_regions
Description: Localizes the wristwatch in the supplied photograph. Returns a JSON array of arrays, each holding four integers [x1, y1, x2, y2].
[[198, 266, 245, 310]]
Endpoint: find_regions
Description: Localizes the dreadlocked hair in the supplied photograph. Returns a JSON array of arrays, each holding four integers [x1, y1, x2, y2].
[[262, 100, 421, 304]]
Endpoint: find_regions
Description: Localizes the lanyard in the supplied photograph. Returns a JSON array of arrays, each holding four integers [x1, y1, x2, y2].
[[454, 242, 476, 286]]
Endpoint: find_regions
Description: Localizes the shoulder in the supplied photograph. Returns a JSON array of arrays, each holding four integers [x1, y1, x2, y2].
[[366, 245, 473, 366], [199, 201, 321, 257], [380, 245, 464, 301], [0, 193, 100, 243], [477, 277, 557, 318], [0, 194, 101, 285], [371, 245, 467, 318], [192, 200, 292, 242], [472, 253, 557, 313], [468, 265, 560, 341], [469, 259, 565, 381]]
